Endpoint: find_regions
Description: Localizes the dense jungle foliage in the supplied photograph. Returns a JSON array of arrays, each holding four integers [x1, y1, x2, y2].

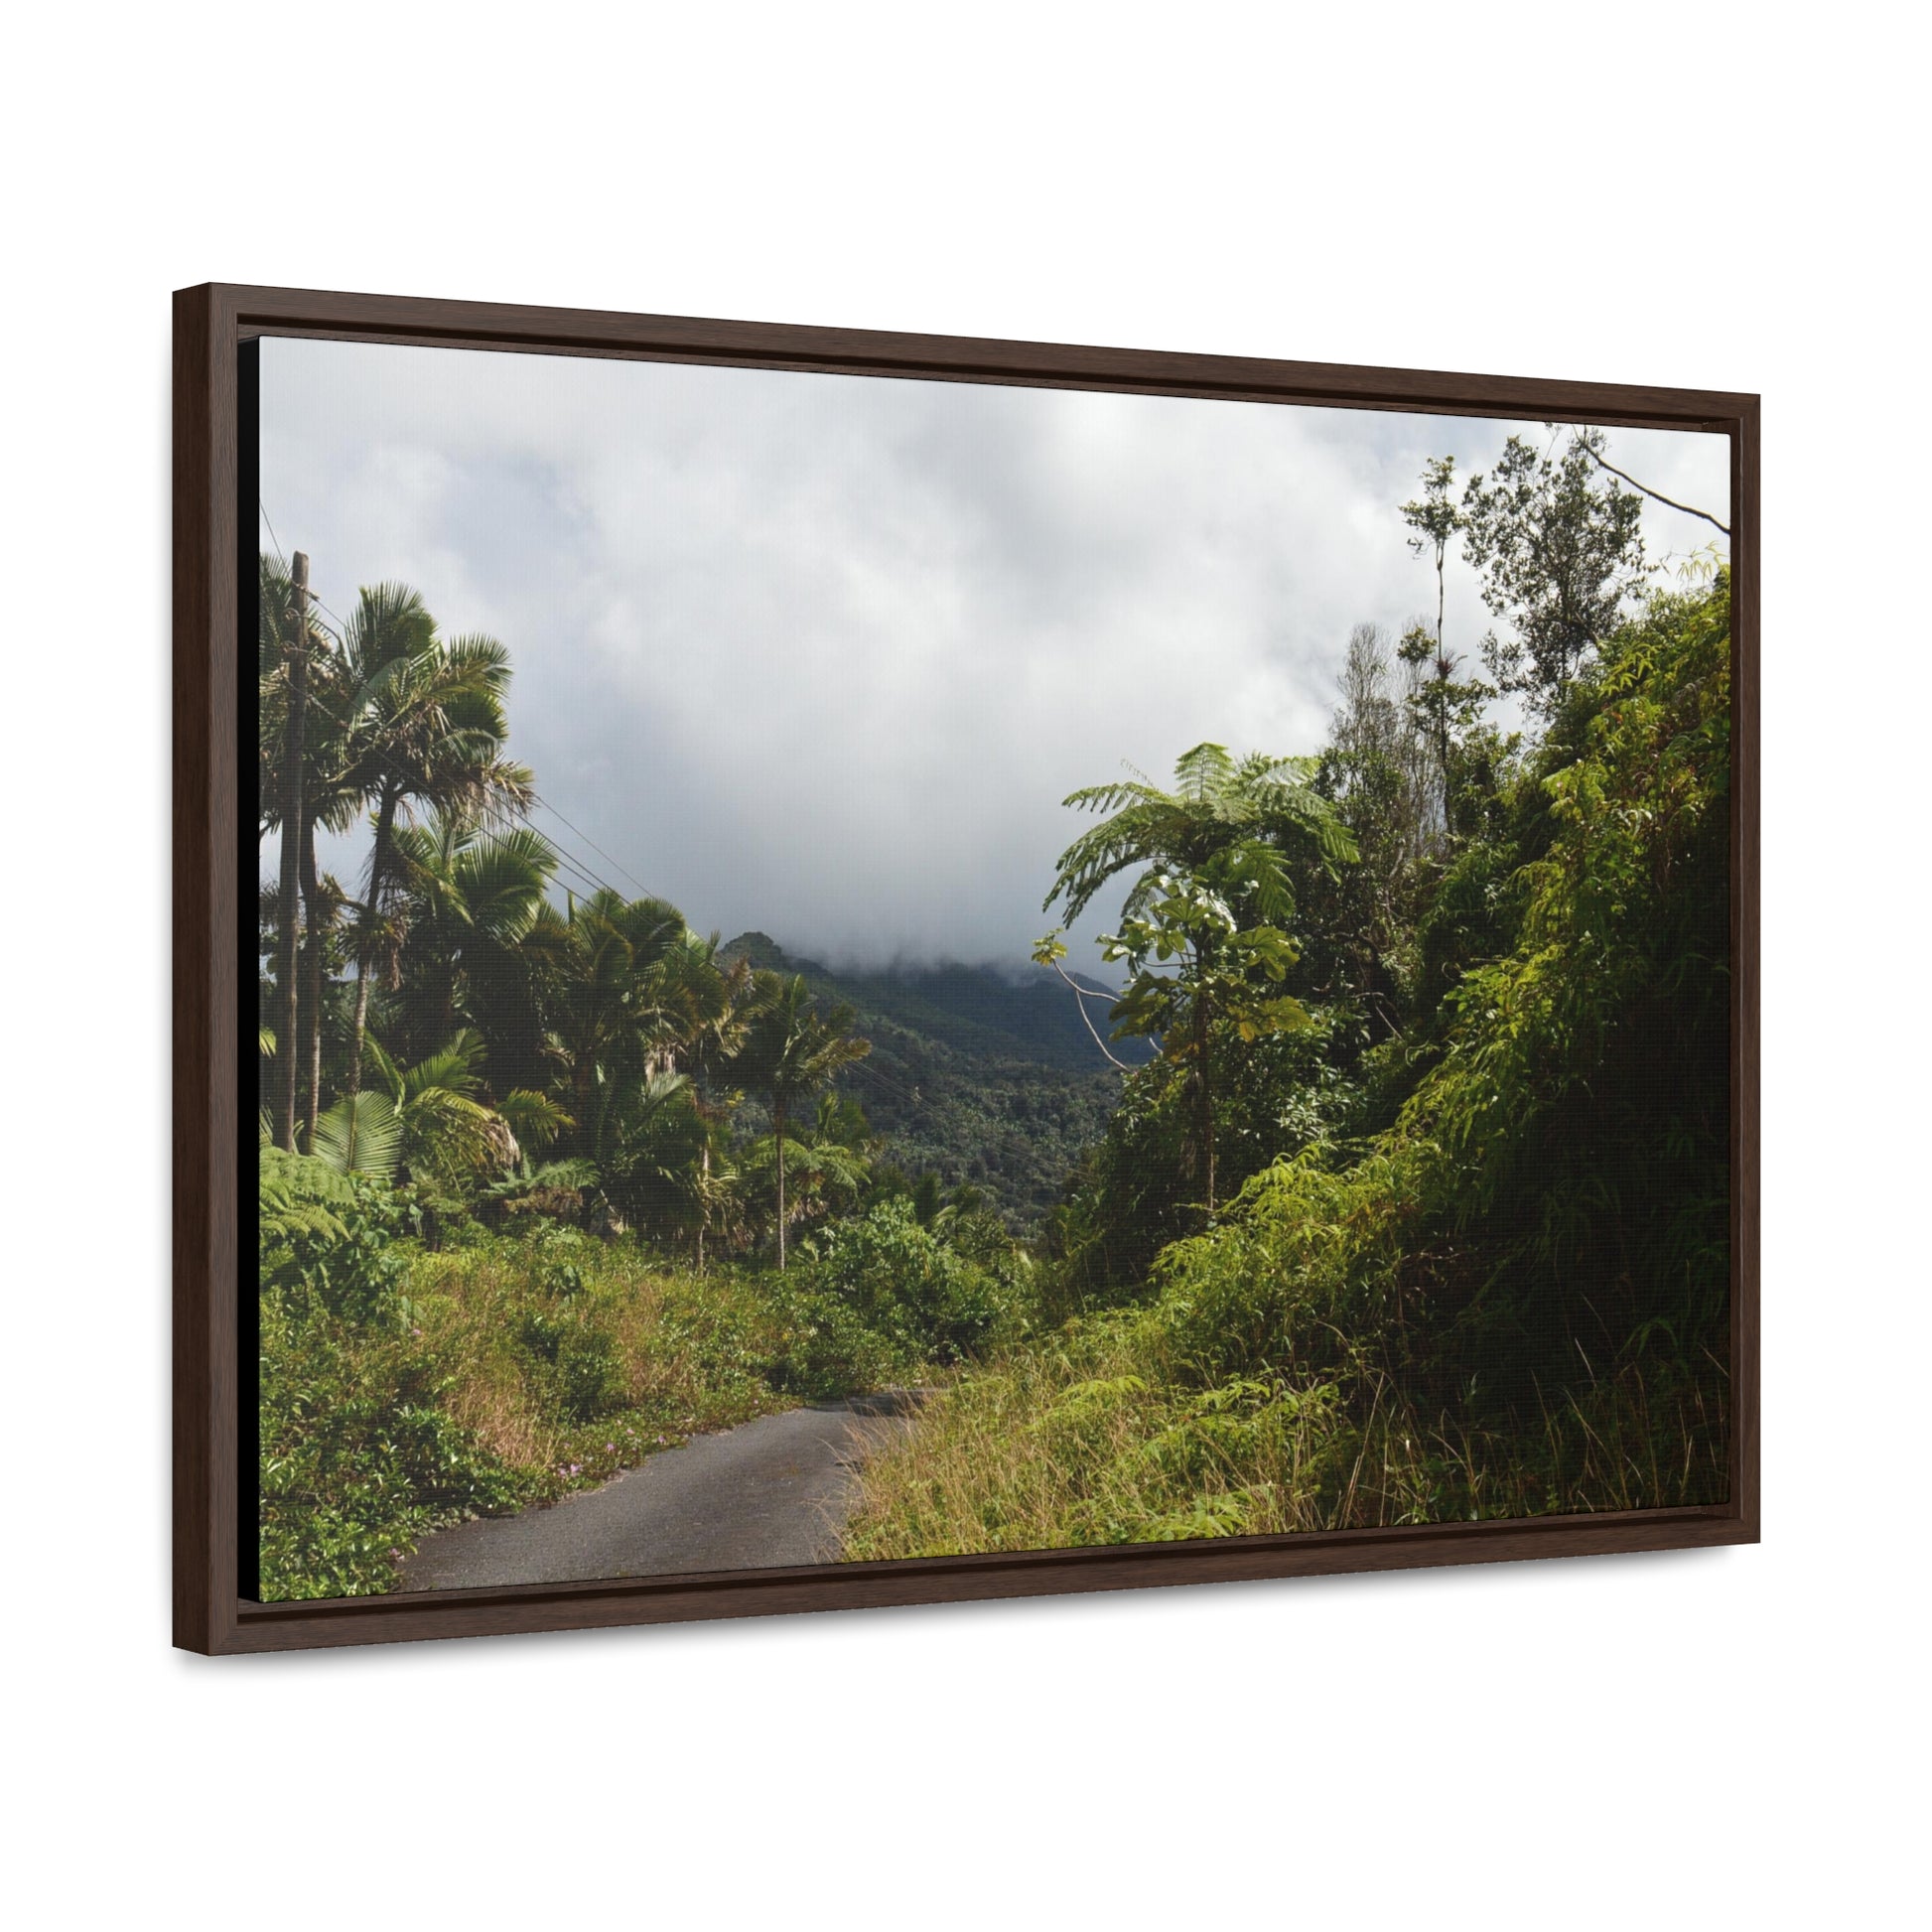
[[258, 421, 1729, 1592], [849, 433, 1732, 1553]]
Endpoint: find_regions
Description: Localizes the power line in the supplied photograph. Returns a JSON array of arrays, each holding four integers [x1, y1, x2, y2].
[[303, 606, 345, 647], [467, 793, 633, 907], [549, 847, 620, 901], [529, 793, 660, 900], [255, 507, 660, 904], [510, 805, 631, 903], [255, 506, 350, 653], [309, 590, 352, 638], [840, 1054, 924, 1112], [252, 516, 905, 1105], [526, 823, 622, 901]]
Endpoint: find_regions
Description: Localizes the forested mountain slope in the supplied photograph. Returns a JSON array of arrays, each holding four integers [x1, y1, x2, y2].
[[720, 933, 1148, 1228]]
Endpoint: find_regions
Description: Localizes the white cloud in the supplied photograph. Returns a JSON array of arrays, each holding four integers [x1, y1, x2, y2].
[[261, 339, 1730, 968]]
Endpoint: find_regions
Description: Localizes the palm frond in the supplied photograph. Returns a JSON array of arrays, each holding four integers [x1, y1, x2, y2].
[[497, 1089, 574, 1157], [309, 1092, 402, 1181]]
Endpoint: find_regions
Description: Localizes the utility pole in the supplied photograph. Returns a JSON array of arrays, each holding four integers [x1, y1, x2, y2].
[[275, 552, 310, 1151]]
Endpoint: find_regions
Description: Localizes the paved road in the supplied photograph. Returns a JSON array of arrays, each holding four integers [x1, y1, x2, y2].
[[400, 1396, 915, 1591]]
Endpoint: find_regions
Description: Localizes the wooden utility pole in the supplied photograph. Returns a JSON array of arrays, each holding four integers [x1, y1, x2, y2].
[[274, 552, 310, 1151]]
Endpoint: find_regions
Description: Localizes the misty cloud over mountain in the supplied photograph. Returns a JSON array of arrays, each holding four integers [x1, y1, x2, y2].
[[261, 337, 1728, 970]]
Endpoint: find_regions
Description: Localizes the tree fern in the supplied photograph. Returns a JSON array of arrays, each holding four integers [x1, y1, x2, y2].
[[1045, 743, 1356, 926]]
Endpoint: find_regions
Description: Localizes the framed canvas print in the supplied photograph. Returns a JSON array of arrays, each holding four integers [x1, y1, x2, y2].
[[175, 285, 1758, 1653]]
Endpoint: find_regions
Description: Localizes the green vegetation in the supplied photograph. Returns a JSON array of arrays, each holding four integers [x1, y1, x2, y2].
[[258, 1144, 1036, 1597], [717, 935, 1146, 1230], [847, 433, 1732, 1556], [256, 565, 1043, 1595], [259, 420, 1729, 1590]]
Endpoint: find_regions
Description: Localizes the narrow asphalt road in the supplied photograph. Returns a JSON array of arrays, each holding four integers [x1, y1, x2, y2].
[[400, 1396, 915, 1591]]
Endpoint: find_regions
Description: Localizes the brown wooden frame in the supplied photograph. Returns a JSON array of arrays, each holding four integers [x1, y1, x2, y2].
[[175, 282, 1759, 1654]]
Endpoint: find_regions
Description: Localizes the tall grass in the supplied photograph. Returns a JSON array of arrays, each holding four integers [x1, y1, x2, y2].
[[405, 1231, 793, 1476], [842, 1311, 1726, 1559]]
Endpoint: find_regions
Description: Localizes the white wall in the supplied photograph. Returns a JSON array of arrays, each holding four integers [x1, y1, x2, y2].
[[6, 4, 1919, 1926]]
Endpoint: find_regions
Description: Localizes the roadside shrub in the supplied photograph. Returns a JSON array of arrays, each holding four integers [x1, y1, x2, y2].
[[762, 1278, 906, 1401], [258, 1302, 523, 1599], [258, 1145, 406, 1323], [556, 1325, 621, 1420], [810, 1197, 1014, 1364]]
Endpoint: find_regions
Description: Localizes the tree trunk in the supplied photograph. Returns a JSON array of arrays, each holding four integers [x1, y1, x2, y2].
[[346, 786, 399, 1096], [434, 964, 458, 1051], [572, 1053, 595, 1162], [299, 819, 325, 1149], [270, 881, 300, 1152], [774, 1101, 788, 1271], [275, 712, 307, 1151], [697, 1137, 710, 1272], [346, 963, 374, 1096], [1433, 555, 1453, 837], [1195, 992, 1215, 1218]]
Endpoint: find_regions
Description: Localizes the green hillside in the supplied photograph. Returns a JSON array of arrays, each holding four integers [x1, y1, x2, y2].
[[719, 933, 1145, 1229]]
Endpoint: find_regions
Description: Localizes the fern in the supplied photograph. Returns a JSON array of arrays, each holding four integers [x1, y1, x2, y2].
[[1045, 742, 1357, 926], [258, 1145, 354, 1251]]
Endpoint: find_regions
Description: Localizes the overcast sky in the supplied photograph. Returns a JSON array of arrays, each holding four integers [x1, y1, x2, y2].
[[260, 337, 1729, 972]]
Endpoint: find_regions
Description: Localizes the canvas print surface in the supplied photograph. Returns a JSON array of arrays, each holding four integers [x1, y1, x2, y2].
[[254, 339, 1731, 1600]]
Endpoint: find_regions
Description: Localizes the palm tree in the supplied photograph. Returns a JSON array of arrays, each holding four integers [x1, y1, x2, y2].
[[260, 557, 394, 1146], [257, 565, 535, 1124], [741, 1091, 875, 1243], [311, 1029, 517, 1183], [332, 585, 533, 1095], [736, 972, 871, 1269], [648, 930, 756, 1267], [527, 891, 689, 1155], [258, 555, 339, 1148], [588, 1069, 702, 1241], [1043, 743, 1355, 1215], [389, 810, 558, 1057]]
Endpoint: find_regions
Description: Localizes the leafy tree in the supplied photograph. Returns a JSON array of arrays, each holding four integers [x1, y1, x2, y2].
[[1459, 429, 1646, 713], [810, 1197, 1012, 1364], [1402, 456, 1462, 661], [1397, 456, 1494, 832], [1043, 742, 1353, 933], [1314, 624, 1433, 1034], [1388, 458, 1498, 848], [911, 1169, 945, 1227]]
